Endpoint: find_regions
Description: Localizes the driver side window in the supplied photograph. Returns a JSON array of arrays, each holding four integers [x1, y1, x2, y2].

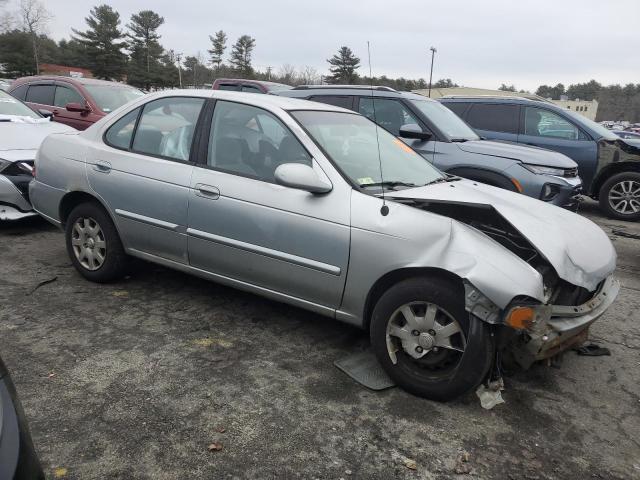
[[358, 97, 421, 136], [207, 101, 311, 182], [523, 107, 587, 140]]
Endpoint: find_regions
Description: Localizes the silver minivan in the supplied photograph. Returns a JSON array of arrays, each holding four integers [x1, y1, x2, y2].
[[30, 90, 618, 401]]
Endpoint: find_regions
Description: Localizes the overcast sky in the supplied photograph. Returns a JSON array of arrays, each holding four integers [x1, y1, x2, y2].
[[32, 0, 640, 91]]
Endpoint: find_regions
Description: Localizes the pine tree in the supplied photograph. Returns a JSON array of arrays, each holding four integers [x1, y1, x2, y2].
[[72, 5, 127, 80], [208, 30, 226, 70], [229, 35, 255, 77], [326, 46, 360, 84], [126, 10, 165, 90]]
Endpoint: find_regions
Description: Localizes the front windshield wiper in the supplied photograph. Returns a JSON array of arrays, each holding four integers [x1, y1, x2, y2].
[[360, 181, 418, 190], [424, 175, 461, 186]]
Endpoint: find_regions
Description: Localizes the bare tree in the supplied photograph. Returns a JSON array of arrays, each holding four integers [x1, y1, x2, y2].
[[300, 66, 320, 85], [278, 63, 298, 85], [19, 0, 52, 74], [0, 0, 15, 32]]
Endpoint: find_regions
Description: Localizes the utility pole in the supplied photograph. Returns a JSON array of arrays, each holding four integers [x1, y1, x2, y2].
[[428, 46, 437, 98], [266, 66, 272, 80], [175, 53, 183, 89]]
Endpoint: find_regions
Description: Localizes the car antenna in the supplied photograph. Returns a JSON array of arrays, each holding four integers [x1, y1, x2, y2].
[[367, 41, 389, 216]]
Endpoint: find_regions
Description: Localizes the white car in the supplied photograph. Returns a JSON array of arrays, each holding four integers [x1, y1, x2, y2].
[[0, 89, 73, 220]]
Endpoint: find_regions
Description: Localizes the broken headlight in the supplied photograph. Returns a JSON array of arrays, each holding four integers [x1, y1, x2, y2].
[[503, 303, 551, 330]]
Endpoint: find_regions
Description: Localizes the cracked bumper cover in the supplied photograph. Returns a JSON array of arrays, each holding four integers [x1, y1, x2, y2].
[[512, 275, 620, 368]]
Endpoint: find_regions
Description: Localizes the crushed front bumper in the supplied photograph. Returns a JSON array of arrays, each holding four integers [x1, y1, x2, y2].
[[0, 174, 36, 221], [545, 176, 583, 211], [510, 275, 620, 368]]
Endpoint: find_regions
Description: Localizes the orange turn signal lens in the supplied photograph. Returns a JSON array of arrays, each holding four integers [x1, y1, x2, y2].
[[505, 306, 535, 330], [511, 178, 524, 193]]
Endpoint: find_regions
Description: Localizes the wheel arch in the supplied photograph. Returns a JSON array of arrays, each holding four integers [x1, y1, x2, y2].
[[362, 267, 465, 332], [59, 191, 111, 227], [447, 166, 520, 192], [591, 162, 640, 198]]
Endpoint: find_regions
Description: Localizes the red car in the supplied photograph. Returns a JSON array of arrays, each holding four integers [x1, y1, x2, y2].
[[212, 78, 292, 94], [8, 76, 145, 130]]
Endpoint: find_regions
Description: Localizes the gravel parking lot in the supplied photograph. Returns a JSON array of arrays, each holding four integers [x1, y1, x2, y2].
[[1, 199, 639, 480]]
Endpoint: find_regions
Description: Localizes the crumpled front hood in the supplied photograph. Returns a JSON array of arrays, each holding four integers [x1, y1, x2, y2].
[[456, 140, 577, 168], [389, 180, 616, 292], [0, 121, 74, 152]]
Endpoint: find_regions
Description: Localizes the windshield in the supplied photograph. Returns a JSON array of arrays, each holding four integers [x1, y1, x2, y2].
[[564, 109, 617, 140], [84, 85, 145, 113], [409, 99, 479, 141], [0, 90, 41, 119], [292, 110, 445, 191]]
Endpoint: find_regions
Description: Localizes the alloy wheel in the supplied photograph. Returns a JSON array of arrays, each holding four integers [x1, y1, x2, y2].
[[385, 301, 466, 369], [71, 217, 106, 271], [608, 179, 640, 215]]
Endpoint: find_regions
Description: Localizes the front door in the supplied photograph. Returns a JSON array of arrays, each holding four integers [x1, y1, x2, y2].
[[187, 100, 351, 309], [52, 82, 92, 130], [87, 96, 205, 263], [517, 106, 598, 188]]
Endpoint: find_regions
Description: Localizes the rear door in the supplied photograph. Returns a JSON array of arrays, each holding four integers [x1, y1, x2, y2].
[[87, 96, 205, 263], [24, 82, 56, 117], [517, 105, 598, 187], [465, 103, 520, 143]]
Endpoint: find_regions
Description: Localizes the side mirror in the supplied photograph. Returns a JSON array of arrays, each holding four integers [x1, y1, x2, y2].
[[65, 102, 89, 113], [38, 109, 53, 118], [399, 123, 432, 141], [275, 163, 332, 194]]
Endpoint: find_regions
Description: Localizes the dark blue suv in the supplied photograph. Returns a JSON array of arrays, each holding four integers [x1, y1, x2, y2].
[[440, 96, 640, 220]]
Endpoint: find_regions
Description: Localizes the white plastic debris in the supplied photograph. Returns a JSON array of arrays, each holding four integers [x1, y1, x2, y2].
[[475, 377, 505, 409]]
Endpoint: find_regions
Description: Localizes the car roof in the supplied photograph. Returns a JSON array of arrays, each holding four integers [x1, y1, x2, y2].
[[214, 78, 292, 90], [277, 86, 433, 102], [439, 95, 553, 105], [13, 75, 137, 88], [140, 89, 355, 113]]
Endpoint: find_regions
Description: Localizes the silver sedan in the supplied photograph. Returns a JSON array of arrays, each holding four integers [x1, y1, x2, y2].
[[30, 90, 619, 400]]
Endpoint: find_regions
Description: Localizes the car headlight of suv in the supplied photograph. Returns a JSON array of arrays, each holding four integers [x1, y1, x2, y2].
[[523, 164, 567, 177]]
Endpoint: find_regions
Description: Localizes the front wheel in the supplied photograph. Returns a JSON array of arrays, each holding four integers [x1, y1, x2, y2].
[[65, 202, 129, 282], [598, 172, 640, 221], [370, 277, 494, 401]]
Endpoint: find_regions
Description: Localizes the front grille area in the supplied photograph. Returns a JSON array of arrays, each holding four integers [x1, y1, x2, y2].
[[563, 167, 578, 178]]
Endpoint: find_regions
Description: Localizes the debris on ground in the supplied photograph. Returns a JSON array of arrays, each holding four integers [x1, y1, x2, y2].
[[53, 467, 68, 478], [611, 229, 640, 240], [26, 276, 57, 296], [215, 425, 226, 433], [403, 458, 417, 470], [111, 290, 129, 297], [573, 343, 611, 356], [207, 442, 223, 452], [476, 377, 505, 410], [454, 450, 472, 474]]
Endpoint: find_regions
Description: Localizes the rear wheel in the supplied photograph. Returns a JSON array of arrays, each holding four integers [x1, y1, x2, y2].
[[65, 202, 128, 282], [598, 171, 640, 221], [370, 277, 494, 401]]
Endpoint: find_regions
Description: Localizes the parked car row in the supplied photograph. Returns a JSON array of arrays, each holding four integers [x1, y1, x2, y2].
[[439, 96, 640, 220], [26, 89, 618, 402]]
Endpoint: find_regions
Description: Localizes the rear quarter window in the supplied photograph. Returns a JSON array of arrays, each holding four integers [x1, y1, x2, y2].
[[10, 84, 28, 101]]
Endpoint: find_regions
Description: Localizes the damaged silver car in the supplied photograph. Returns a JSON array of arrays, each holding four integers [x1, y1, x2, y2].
[[30, 91, 619, 400], [0, 89, 73, 221]]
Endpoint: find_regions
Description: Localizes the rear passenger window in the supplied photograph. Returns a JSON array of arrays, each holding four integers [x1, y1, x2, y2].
[[26, 85, 55, 105], [10, 84, 28, 101], [105, 108, 140, 150], [207, 101, 311, 182], [442, 102, 470, 118], [309, 95, 354, 110], [132, 97, 204, 161], [217, 84, 240, 91], [466, 104, 519, 134]]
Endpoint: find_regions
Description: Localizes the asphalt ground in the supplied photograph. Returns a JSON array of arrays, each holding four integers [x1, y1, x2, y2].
[[1, 199, 639, 479]]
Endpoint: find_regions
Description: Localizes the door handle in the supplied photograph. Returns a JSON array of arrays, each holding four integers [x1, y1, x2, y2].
[[195, 184, 220, 200], [93, 160, 112, 173]]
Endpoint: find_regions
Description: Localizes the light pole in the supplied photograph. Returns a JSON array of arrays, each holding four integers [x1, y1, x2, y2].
[[428, 46, 437, 98], [175, 53, 183, 89]]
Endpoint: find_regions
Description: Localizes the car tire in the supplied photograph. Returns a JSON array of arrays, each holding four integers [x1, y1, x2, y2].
[[370, 277, 494, 401], [598, 172, 640, 221], [65, 202, 128, 282]]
